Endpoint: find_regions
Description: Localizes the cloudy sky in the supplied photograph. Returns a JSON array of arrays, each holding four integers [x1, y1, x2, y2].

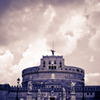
[[0, 0, 100, 86]]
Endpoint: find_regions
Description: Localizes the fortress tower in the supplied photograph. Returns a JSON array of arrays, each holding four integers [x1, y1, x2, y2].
[[22, 51, 84, 99]]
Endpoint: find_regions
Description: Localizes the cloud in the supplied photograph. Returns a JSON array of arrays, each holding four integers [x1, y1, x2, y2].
[[88, 11, 100, 28], [85, 73, 100, 85], [0, 50, 14, 84], [90, 56, 94, 62], [16, 39, 49, 70], [89, 30, 100, 52], [0, 0, 12, 16], [0, 50, 14, 67], [86, 2, 100, 52], [0, 5, 47, 46], [46, 13, 90, 56], [0, 0, 87, 56]]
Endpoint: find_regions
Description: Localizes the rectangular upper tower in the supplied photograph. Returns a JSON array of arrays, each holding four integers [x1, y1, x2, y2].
[[40, 55, 65, 71]]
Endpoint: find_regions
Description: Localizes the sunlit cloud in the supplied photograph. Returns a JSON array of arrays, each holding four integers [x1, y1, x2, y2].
[[85, 73, 100, 85], [0, 50, 14, 84], [89, 30, 100, 52], [43, 5, 56, 22]]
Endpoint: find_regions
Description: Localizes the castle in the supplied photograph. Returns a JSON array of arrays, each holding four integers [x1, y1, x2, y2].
[[0, 50, 100, 100]]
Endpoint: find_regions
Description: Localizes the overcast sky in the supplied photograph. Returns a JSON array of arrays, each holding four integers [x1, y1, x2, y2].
[[0, 0, 100, 86]]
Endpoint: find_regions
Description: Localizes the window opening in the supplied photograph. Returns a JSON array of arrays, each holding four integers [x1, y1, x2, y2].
[[49, 60, 51, 64]]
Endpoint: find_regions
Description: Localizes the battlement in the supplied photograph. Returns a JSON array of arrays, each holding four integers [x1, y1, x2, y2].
[[43, 55, 63, 58]]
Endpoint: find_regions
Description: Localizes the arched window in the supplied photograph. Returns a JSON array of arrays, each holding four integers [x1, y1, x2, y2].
[[54, 66, 56, 69], [43, 61, 45, 67], [77, 69, 79, 72], [49, 60, 51, 64], [54, 60, 56, 64], [90, 92, 92, 95], [59, 61, 62, 67], [87, 92, 89, 95], [51, 86, 54, 89], [59, 61, 62, 64], [49, 66, 51, 69], [43, 61, 45, 64]]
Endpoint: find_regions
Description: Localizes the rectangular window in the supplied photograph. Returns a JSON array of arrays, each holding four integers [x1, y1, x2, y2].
[[90, 92, 92, 95], [49, 66, 51, 69], [87, 92, 89, 95]]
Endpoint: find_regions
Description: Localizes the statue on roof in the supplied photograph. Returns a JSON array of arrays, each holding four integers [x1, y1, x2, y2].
[[51, 50, 55, 56]]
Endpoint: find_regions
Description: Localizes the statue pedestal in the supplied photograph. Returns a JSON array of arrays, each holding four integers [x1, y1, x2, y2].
[[26, 92, 32, 100], [70, 92, 76, 100]]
